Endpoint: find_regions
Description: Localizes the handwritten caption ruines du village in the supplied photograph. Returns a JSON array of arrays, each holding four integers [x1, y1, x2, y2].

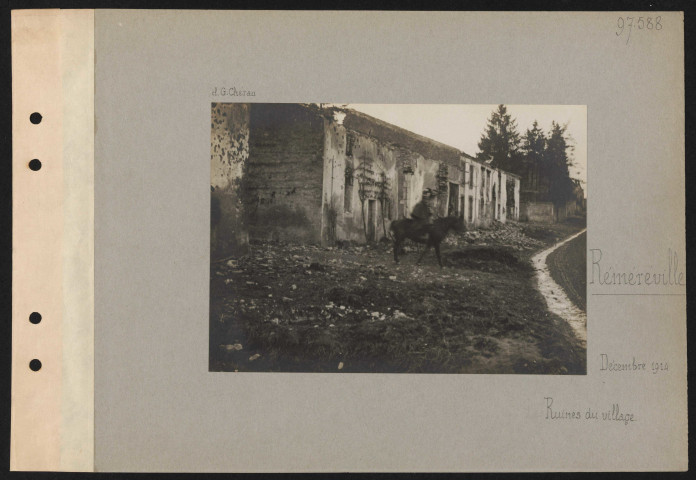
[[543, 355, 669, 425], [544, 397, 636, 425]]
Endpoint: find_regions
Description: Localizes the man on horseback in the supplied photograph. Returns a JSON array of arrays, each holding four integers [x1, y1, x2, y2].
[[391, 189, 463, 267], [411, 188, 434, 237]]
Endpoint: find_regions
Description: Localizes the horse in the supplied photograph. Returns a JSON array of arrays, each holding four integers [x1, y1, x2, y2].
[[389, 216, 465, 268]]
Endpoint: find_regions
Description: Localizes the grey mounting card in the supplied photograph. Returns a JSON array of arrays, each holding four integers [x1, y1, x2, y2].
[[11, 10, 686, 472]]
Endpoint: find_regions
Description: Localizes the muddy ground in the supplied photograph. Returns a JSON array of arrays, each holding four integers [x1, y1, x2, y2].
[[210, 219, 587, 374]]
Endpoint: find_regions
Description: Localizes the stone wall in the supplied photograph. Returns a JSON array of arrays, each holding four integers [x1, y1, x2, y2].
[[322, 119, 402, 243], [241, 104, 325, 243], [521, 201, 555, 223], [557, 199, 579, 221], [210, 103, 249, 258]]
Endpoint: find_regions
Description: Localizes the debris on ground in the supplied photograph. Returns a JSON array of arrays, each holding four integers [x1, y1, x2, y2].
[[444, 220, 545, 251], [210, 220, 587, 374]]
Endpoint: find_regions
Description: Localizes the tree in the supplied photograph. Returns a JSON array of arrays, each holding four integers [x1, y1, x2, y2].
[[477, 104, 522, 174], [545, 121, 576, 214], [521, 120, 546, 198], [522, 120, 546, 166]]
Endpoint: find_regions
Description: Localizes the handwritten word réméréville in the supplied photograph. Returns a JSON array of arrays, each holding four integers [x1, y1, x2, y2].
[[590, 248, 685, 286]]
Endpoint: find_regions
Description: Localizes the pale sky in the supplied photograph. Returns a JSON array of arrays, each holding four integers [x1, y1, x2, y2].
[[344, 104, 587, 187]]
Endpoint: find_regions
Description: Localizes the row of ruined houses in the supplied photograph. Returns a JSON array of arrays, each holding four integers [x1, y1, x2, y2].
[[211, 103, 523, 257]]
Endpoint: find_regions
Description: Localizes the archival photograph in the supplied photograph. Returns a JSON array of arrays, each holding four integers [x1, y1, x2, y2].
[[209, 103, 587, 374]]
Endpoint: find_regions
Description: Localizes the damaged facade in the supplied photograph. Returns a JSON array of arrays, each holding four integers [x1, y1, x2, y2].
[[518, 153, 585, 223], [211, 103, 521, 256]]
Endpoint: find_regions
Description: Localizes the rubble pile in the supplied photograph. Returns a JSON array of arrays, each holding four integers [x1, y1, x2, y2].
[[444, 221, 545, 251]]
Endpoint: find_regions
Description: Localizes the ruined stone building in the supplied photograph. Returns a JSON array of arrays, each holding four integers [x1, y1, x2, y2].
[[518, 150, 585, 224], [211, 103, 521, 256]]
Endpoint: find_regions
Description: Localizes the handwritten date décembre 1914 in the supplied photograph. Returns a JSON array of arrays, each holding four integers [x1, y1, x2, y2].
[[600, 354, 668, 374], [617, 16, 662, 45]]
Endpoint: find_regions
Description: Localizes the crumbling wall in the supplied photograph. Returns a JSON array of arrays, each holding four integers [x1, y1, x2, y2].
[[491, 171, 500, 221], [407, 153, 440, 216], [445, 161, 465, 217], [396, 148, 427, 219], [323, 119, 400, 243], [521, 201, 555, 223], [242, 104, 325, 243], [461, 160, 517, 229], [473, 165, 492, 228], [463, 160, 477, 225], [505, 175, 522, 222], [500, 172, 508, 222], [556, 199, 578, 221], [211, 103, 249, 258], [513, 178, 521, 220]]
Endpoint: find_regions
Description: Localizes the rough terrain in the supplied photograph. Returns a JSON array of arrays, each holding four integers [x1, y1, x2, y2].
[[210, 219, 587, 374]]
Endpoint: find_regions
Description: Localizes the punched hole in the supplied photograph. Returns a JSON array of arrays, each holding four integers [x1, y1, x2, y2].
[[29, 312, 42, 324], [29, 359, 42, 372], [30, 112, 42, 124], [28, 159, 42, 171]]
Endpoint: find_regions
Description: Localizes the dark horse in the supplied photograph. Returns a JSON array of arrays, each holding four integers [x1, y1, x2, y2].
[[389, 216, 465, 268]]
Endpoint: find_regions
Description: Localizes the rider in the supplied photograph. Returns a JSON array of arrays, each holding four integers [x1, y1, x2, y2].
[[411, 189, 434, 235]]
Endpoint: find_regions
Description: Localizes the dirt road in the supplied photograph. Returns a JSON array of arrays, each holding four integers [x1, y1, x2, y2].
[[532, 229, 587, 347]]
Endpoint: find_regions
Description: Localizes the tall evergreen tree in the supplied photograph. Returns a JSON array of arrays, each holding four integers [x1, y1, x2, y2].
[[545, 121, 575, 211], [477, 104, 522, 174], [520, 120, 546, 198], [522, 120, 546, 162]]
